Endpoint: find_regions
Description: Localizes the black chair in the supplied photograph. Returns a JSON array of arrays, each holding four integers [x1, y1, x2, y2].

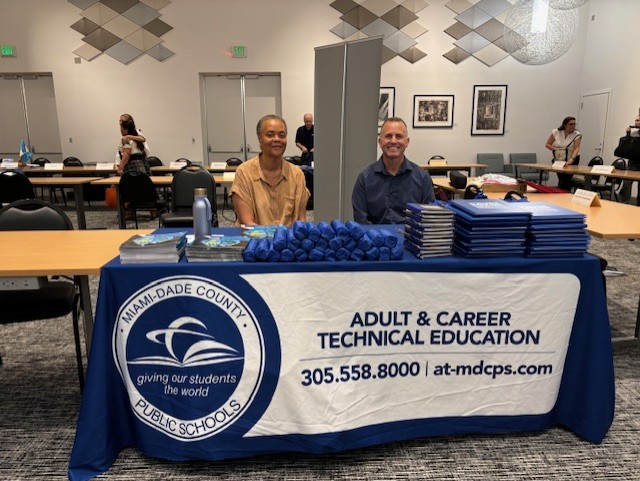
[[0, 170, 35, 205], [223, 157, 243, 208], [146, 156, 163, 167], [31, 157, 49, 167], [0, 199, 84, 390], [174, 158, 192, 166], [161, 165, 218, 228], [571, 156, 603, 192], [301, 166, 314, 210], [119, 171, 166, 228], [63, 157, 83, 167]]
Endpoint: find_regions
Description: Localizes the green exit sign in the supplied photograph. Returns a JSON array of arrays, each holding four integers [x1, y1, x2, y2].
[[231, 45, 246, 58], [1, 45, 16, 57]]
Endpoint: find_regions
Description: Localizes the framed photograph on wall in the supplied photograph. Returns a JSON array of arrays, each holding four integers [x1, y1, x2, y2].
[[471, 85, 507, 135], [412, 95, 454, 128], [378, 87, 395, 128]]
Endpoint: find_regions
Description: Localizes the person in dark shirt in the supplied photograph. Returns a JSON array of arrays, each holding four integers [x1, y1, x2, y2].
[[615, 114, 640, 203], [295, 113, 314, 165], [352, 117, 434, 224]]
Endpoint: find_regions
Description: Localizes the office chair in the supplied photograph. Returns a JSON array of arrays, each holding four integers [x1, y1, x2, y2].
[[0, 170, 35, 206], [223, 157, 243, 208], [509, 153, 547, 183], [0, 199, 84, 390], [477, 153, 514, 177], [146, 156, 163, 167], [161, 165, 218, 228], [119, 171, 166, 228]]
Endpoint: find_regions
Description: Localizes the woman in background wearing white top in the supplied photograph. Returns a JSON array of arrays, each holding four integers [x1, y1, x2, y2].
[[545, 116, 582, 191]]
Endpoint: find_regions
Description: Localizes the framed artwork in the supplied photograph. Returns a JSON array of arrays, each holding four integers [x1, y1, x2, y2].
[[378, 87, 395, 128], [412, 95, 454, 128], [471, 85, 507, 135]]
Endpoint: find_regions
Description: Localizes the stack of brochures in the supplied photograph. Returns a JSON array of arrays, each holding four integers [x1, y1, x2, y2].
[[403, 202, 455, 258], [185, 235, 251, 262], [445, 199, 529, 257], [514, 202, 589, 257], [119, 231, 187, 264]]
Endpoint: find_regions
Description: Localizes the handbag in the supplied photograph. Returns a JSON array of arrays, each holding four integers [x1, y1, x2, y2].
[[105, 185, 117, 209]]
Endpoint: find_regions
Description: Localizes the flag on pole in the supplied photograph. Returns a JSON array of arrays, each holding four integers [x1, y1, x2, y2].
[[19, 139, 32, 163]]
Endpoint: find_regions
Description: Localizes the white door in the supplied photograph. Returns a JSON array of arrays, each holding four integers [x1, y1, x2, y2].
[[202, 74, 281, 165], [578, 90, 610, 163]]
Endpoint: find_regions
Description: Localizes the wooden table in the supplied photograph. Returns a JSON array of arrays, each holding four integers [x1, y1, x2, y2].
[[29, 177, 102, 229], [0, 229, 152, 351], [516, 163, 640, 189], [418, 163, 487, 175], [151, 165, 237, 175], [91, 175, 233, 229], [20, 165, 116, 177]]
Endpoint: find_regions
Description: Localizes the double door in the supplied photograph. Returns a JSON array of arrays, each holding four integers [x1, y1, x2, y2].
[[202, 73, 281, 165]]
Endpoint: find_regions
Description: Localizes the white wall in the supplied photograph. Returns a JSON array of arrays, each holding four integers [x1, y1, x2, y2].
[[0, 0, 631, 169]]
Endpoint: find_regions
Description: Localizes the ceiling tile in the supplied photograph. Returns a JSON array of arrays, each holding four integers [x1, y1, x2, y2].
[[399, 46, 426, 63], [102, 15, 140, 38], [381, 45, 397, 64], [381, 5, 418, 29], [140, 0, 171, 9], [122, 2, 161, 26], [362, 18, 398, 38], [444, 21, 472, 40], [73, 43, 102, 61], [341, 5, 378, 29], [474, 18, 504, 42], [475, 0, 512, 17], [125, 29, 162, 51], [445, 0, 473, 14], [401, 21, 427, 39], [345, 30, 370, 41], [330, 21, 359, 39], [454, 31, 491, 54], [68, 0, 99, 9], [473, 42, 509, 66], [70, 17, 100, 35], [81, 2, 119, 26], [146, 43, 174, 62], [104, 40, 144, 64], [493, 35, 508, 52], [455, 6, 492, 28], [361, 0, 397, 17], [330, 0, 359, 14], [143, 18, 172, 36], [443, 46, 471, 64], [100, 0, 139, 14], [400, 0, 428, 14], [383, 30, 417, 53], [82, 27, 121, 51]]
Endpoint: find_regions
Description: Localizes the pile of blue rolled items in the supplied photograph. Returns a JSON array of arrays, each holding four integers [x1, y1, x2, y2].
[[242, 220, 403, 262]]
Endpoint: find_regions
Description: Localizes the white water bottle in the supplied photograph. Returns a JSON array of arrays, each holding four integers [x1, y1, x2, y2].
[[193, 188, 211, 238]]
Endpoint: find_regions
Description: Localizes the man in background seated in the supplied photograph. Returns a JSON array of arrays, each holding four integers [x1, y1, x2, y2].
[[295, 113, 314, 165], [352, 117, 434, 224], [230, 114, 309, 227], [615, 114, 640, 204]]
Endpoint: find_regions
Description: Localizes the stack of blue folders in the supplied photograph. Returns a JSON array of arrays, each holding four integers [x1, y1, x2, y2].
[[445, 199, 529, 257], [404, 202, 455, 258], [512, 202, 589, 257]]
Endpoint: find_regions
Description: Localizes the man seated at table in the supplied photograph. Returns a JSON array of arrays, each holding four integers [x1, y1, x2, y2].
[[230, 114, 310, 227], [352, 117, 434, 224]]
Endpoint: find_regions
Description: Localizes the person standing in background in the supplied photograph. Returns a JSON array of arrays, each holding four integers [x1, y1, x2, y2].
[[295, 113, 314, 165], [545, 116, 582, 191], [615, 114, 640, 204]]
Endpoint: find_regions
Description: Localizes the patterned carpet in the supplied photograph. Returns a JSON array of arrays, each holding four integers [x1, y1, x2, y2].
[[1, 202, 639, 480]]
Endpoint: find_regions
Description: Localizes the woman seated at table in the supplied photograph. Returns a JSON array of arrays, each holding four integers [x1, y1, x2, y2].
[[545, 116, 581, 191], [229, 114, 309, 227]]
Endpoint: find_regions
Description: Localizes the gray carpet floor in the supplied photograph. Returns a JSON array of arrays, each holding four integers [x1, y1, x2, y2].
[[1, 200, 639, 480]]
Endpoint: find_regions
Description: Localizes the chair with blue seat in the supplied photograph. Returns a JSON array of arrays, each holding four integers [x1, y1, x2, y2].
[[509, 153, 548, 183], [476, 153, 515, 177]]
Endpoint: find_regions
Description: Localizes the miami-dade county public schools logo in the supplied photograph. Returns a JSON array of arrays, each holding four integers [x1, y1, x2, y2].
[[113, 275, 265, 441]]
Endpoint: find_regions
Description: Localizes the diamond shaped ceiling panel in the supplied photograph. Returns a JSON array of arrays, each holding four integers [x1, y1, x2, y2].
[[381, 45, 397, 64], [143, 18, 172, 37], [455, 6, 492, 29], [401, 0, 429, 14], [341, 5, 378, 29], [73, 43, 102, 61], [330, 21, 359, 39], [140, 0, 171, 10], [443, 46, 471, 64], [474, 18, 504, 43], [70, 17, 100, 35], [100, 0, 139, 14], [330, 0, 359, 15], [455, 31, 491, 54], [104, 40, 144, 64], [102, 14, 140, 39], [473, 42, 509, 66], [82, 27, 121, 51], [444, 21, 472, 40], [122, 2, 161, 26], [401, 21, 427, 39], [146, 43, 174, 62], [445, 0, 473, 15], [81, 2, 119, 25], [361, 0, 397, 17], [68, 0, 99, 10], [125, 29, 162, 51], [381, 5, 418, 29], [362, 18, 398, 38], [475, 0, 512, 17], [383, 30, 417, 54], [399, 46, 426, 63]]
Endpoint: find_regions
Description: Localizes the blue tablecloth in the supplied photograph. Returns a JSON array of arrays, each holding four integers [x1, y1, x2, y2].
[[69, 233, 614, 481]]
